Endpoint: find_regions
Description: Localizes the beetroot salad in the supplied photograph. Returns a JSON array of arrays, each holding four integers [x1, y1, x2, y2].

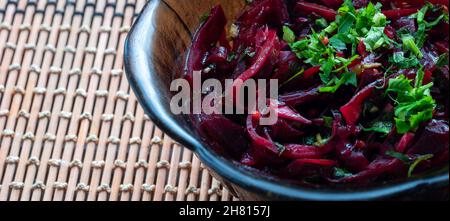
[[184, 0, 449, 186]]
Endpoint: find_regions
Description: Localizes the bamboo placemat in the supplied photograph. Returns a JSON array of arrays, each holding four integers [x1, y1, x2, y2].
[[0, 0, 237, 201]]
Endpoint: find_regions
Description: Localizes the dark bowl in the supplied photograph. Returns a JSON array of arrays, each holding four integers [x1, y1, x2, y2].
[[124, 0, 449, 201]]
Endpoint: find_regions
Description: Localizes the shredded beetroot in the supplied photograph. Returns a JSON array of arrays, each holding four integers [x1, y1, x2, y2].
[[184, 0, 449, 186], [185, 5, 227, 83], [295, 2, 337, 21], [383, 8, 420, 19], [340, 81, 378, 126]]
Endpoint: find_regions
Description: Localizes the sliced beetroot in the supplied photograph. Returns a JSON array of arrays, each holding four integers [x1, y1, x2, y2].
[[247, 114, 279, 154], [336, 141, 370, 172], [423, 69, 433, 85], [237, 0, 290, 27], [396, 132, 415, 153], [240, 152, 257, 167], [269, 119, 305, 142], [384, 25, 396, 39], [269, 99, 312, 125], [271, 51, 300, 83], [295, 1, 337, 21], [337, 157, 405, 183], [357, 39, 368, 57], [232, 29, 280, 90], [382, 8, 419, 19], [303, 66, 322, 79], [319, 0, 344, 9], [282, 144, 323, 159], [408, 120, 449, 155], [321, 111, 360, 154], [195, 114, 248, 159], [340, 81, 378, 125], [283, 158, 336, 178], [358, 69, 383, 88], [435, 41, 449, 54], [279, 85, 327, 107], [185, 5, 227, 82], [206, 46, 228, 64]]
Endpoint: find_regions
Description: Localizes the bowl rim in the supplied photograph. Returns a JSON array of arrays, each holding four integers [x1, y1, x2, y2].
[[124, 0, 449, 201]]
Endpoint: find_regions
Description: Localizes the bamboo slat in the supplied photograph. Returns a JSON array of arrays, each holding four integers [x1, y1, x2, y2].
[[0, 0, 236, 202]]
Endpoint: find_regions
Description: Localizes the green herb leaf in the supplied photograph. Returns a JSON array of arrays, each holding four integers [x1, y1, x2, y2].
[[329, 36, 347, 51], [387, 72, 436, 134], [408, 154, 434, 177], [303, 136, 316, 145], [226, 53, 237, 62], [316, 18, 329, 28], [402, 34, 423, 59], [395, 118, 412, 134], [320, 55, 335, 83], [319, 72, 356, 93], [323, 116, 334, 128], [334, 167, 353, 178], [390, 52, 420, 69], [338, 12, 356, 34], [386, 150, 411, 163], [243, 47, 256, 58], [415, 67, 425, 88], [283, 26, 296, 44], [415, 4, 429, 23], [364, 27, 387, 51], [281, 68, 304, 87], [386, 75, 413, 95], [373, 12, 387, 27], [324, 22, 338, 34], [436, 53, 449, 67], [363, 121, 393, 135]]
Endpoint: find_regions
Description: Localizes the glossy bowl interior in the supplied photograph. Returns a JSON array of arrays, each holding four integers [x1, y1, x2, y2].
[[124, 0, 449, 201]]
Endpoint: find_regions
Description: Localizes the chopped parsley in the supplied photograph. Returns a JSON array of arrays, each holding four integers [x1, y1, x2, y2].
[[435, 53, 449, 67], [363, 121, 393, 135], [287, 0, 395, 93], [334, 167, 353, 178], [315, 18, 328, 28], [282, 26, 296, 44], [409, 4, 448, 48], [390, 51, 420, 69], [402, 34, 423, 59], [386, 68, 436, 134], [319, 72, 357, 93], [386, 150, 411, 163]]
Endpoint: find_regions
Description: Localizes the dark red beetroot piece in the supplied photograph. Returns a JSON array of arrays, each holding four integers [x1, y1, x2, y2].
[[184, 0, 449, 186], [295, 1, 337, 21], [185, 5, 227, 83], [408, 120, 449, 155], [340, 81, 378, 125]]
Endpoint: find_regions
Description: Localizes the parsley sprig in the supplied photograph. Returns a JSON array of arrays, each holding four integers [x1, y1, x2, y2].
[[386, 68, 436, 134], [393, 4, 449, 67]]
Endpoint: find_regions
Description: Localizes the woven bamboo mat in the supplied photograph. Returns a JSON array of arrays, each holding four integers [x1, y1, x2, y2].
[[0, 0, 238, 201]]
